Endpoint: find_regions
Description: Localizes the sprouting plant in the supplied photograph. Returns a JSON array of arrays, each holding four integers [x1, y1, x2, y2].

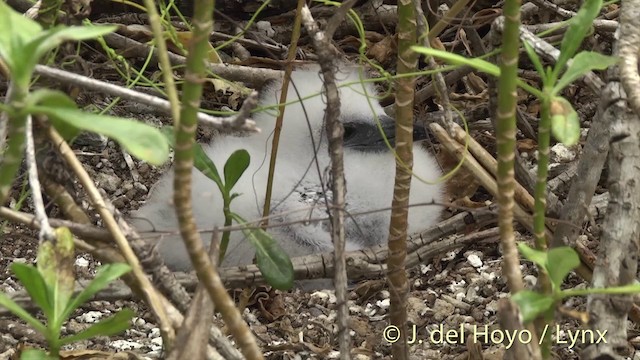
[[161, 127, 295, 290], [514, 243, 640, 322], [0, 227, 133, 358]]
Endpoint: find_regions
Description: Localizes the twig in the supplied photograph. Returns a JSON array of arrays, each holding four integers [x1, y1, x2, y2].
[[47, 127, 175, 346], [25, 116, 55, 242], [33, 64, 259, 132], [261, 0, 305, 224], [102, 32, 282, 88], [415, 0, 455, 133], [300, 5, 352, 358]]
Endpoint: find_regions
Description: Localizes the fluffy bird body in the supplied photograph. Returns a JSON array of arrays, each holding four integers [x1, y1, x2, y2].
[[131, 66, 443, 271]]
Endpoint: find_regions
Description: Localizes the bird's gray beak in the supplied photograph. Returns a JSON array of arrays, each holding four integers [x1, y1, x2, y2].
[[343, 115, 428, 152]]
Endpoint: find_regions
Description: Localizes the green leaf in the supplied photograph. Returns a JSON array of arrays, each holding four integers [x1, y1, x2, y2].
[[36, 227, 76, 328], [11, 263, 52, 319], [61, 308, 134, 344], [556, 0, 603, 72], [32, 106, 170, 165], [546, 247, 580, 291], [160, 125, 225, 190], [159, 125, 175, 147], [63, 263, 131, 320], [19, 348, 52, 360], [512, 290, 555, 323], [554, 52, 618, 95], [194, 143, 224, 190], [232, 214, 294, 290], [550, 97, 580, 146], [517, 242, 548, 270], [523, 41, 546, 81], [224, 150, 250, 192], [0, 1, 42, 83], [27, 89, 81, 140], [411, 46, 500, 76], [25, 25, 117, 70], [0, 291, 48, 335]]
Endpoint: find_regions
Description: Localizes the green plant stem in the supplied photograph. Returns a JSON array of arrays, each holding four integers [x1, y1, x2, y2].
[[37, 0, 62, 29], [495, 3, 543, 357], [533, 90, 553, 298], [533, 89, 554, 357], [0, 84, 28, 206], [261, 0, 304, 225], [387, 0, 416, 358], [219, 193, 232, 260], [140, 0, 181, 126], [534, 91, 552, 253], [562, 284, 640, 298], [171, 0, 263, 356], [495, 0, 524, 294]]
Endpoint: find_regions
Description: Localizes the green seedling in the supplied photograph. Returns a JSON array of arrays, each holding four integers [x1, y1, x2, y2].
[[0, 228, 133, 358], [161, 127, 294, 290], [514, 243, 640, 323]]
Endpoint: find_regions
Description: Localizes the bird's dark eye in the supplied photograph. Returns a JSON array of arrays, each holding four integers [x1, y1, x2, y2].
[[343, 125, 356, 140]]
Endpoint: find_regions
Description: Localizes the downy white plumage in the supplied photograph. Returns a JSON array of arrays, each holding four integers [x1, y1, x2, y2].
[[130, 65, 444, 271]]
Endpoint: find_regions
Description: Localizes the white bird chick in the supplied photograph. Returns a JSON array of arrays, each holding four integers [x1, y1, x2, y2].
[[130, 65, 444, 271]]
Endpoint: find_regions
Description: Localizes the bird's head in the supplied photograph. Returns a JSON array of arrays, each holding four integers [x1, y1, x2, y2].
[[253, 65, 423, 157]]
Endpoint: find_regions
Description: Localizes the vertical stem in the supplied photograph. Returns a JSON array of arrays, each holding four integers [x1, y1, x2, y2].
[[172, 0, 263, 357], [495, 3, 543, 357], [388, 0, 416, 358], [533, 88, 553, 357], [534, 91, 551, 253], [495, 0, 524, 294], [261, 0, 305, 224], [0, 83, 28, 206]]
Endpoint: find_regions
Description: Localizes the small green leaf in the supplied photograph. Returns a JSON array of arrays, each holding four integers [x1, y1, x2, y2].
[[36, 227, 75, 327], [161, 125, 225, 190], [61, 308, 134, 344], [63, 263, 131, 320], [546, 247, 580, 291], [159, 125, 175, 147], [18, 348, 52, 360], [411, 46, 500, 76], [194, 143, 224, 190], [224, 150, 250, 192], [554, 52, 618, 95], [32, 106, 170, 165], [0, 291, 47, 335], [232, 214, 294, 290], [556, 0, 603, 72], [517, 243, 548, 270], [550, 97, 580, 146], [26, 25, 117, 69], [512, 290, 555, 323], [11, 263, 52, 319], [523, 41, 546, 81], [27, 89, 80, 140], [0, 1, 42, 82]]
